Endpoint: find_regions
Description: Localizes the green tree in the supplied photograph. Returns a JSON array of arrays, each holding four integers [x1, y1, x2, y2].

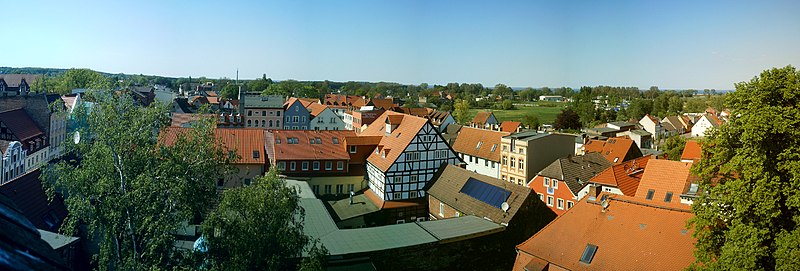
[[45, 94, 232, 269], [219, 83, 240, 99], [500, 100, 514, 110], [453, 99, 471, 124], [523, 114, 540, 130], [492, 83, 513, 99], [200, 169, 327, 270], [688, 66, 800, 270], [685, 98, 708, 113], [553, 108, 581, 130], [661, 135, 686, 161]]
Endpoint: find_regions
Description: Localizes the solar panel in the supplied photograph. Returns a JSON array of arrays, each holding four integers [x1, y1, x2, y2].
[[460, 178, 511, 208]]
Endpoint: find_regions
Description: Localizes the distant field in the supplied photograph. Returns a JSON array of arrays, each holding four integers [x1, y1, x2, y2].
[[468, 101, 567, 124]]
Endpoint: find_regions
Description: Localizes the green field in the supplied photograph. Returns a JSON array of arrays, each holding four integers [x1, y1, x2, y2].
[[467, 102, 567, 124]]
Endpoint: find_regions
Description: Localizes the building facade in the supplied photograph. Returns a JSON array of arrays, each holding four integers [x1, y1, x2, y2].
[[500, 131, 575, 186], [240, 93, 284, 129], [307, 103, 345, 131], [451, 127, 509, 178], [0, 141, 26, 184], [528, 153, 612, 216], [283, 98, 312, 130]]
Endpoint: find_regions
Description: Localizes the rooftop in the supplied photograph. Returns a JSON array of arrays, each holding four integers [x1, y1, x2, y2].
[[242, 94, 284, 108], [680, 140, 702, 161], [589, 155, 653, 196], [534, 153, 613, 195], [451, 127, 509, 161], [499, 121, 522, 133], [267, 130, 356, 161], [634, 159, 693, 206], [160, 127, 266, 164], [360, 111, 430, 172], [584, 137, 640, 164], [0, 108, 45, 143]]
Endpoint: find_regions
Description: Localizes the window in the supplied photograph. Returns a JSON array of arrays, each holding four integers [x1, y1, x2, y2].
[[510, 177, 515, 184], [646, 189, 655, 200], [349, 146, 357, 153], [337, 161, 344, 170], [394, 192, 402, 199], [396, 219, 405, 224], [348, 184, 355, 192], [309, 139, 315, 144], [247, 120, 252, 127], [325, 161, 332, 170], [324, 185, 332, 194], [455, 211, 460, 217], [313, 161, 320, 170], [538, 193, 544, 201], [252, 151, 260, 158], [567, 201, 574, 209], [293, 116, 299, 123], [547, 196, 554, 206], [268, 120, 272, 127], [553, 179, 558, 189], [315, 138, 321, 144], [261, 120, 265, 127], [302, 116, 306, 122], [492, 161, 496, 168], [502, 156, 507, 165], [312, 185, 320, 194], [290, 162, 296, 171], [332, 137, 339, 144], [336, 184, 344, 194], [557, 198, 565, 210], [277, 111, 281, 116], [276, 120, 280, 127], [580, 244, 598, 264], [277, 161, 286, 170], [247, 110, 252, 116], [439, 202, 444, 217], [544, 177, 550, 187], [510, 157, 515, 168], [275, 138, 281, 144], [664, 192, 673, 202], [491, 144, 497, 152], [302, 162, 309, 171]]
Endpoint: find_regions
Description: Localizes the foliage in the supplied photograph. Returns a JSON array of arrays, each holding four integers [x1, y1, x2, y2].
[[44, 94, 232, 270], [553, 108, 581, 130], [219, 83, 239, 99], [453, 99, 471, 124], [31, 68, 114, 95], [523, 114, 540, 130], [661, 135, 687, 161], [688, 66, 800, 270], [200, 169, 327, 270]]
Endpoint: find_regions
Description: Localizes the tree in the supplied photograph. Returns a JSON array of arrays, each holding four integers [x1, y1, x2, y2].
[[45, 94, 232, 269], [688, 66, 800, 270], [553, 108, 581, 130], [492, 83, 513, 99], [523, 114, 540, 130], [661, 135, 686, 161], [500, 100, 514, 110], [200, 169, 327, 270], [219, 83, 240, 99], [453, 99, 471, 124]]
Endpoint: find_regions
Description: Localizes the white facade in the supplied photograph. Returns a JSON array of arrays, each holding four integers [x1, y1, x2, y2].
[[49, 109, 67, 160], [343, 111, 355, 130], [577, 184, 624, 201], [366, 123, 460, 201], [310, 107, 345, 131], [691, 115, 718, 137], [25, 147, 49, 173], [638, 115, 663, 140], [1, 141, 26, 185], [458, 153, 499, 178]]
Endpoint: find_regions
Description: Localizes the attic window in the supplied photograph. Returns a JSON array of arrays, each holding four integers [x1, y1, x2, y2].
[[580, 244, 598, 264], [252, 151, 260, 158], [476, 141, 483, 149], [664, 192, 673, 202], [275, 138, 281, 144], [315, 137, 322, 144], [613, 157, 619, 163], [309, 139, 315, 144], [646, 189, 655, 200], [491, 144, 497, 152], [332, 137, 339, 144]]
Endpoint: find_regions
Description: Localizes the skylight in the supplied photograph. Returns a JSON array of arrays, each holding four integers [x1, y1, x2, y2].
[[491, 144, 497, 152], [664, 192, 673, 202], [332, 137, 339, 144], [580, 244, 598, 264], [476, 141, 483, 149], [646, 189, 654, 200]]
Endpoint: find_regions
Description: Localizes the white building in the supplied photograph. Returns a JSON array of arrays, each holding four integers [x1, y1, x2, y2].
[[451, 127, 509, 178], [363, 111, 461, 201], [0, 141, 26, 185], [691, 114, 721, 137], [307, 103, 345, 131], [638, 114, 664, 140]]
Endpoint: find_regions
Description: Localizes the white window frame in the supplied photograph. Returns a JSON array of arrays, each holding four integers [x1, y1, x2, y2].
[[337, 161, 344, 170], [439, 202, 444, 217], [557, 198, 565, 210], [547, 196, 554, 207], [553, 179, 558, 189], [302, 162, 309, 171], [313, 161, 320, 170], [349, 146, 357, 153], [325, 161, 332, 170], [544, 177, 550, 187], [567, 201, 574, 209]]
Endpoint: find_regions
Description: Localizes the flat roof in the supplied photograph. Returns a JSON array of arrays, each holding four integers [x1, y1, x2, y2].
[[321, 223, 438, 255], [503, 131, 548, 141], [418, 216, 504, 241], [285, 179, 317, 199], [327, 193, 381, 221], [299, 198, 339, 240], [38, 229, 79, 250]]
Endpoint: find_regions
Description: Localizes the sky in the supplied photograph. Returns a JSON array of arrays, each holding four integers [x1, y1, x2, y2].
[[2, 0, 799, 90]]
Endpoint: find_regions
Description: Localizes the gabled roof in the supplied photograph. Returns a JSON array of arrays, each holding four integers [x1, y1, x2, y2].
[[285, 97, 315, 109], [662, 116, 686, 130], [499, 121, 522, 133], [514, 194, 694, 271], [205, 91, 217, 97], [0, 108, 45, 143], [0, 74, 39, 87], [428, 110, 451, 124], [266, 130, 355, 161], [243, 94, 284, 108], [305, 103, 328, 118], [0, 170, 68, 232], [643, 114, 660, 124], [360, 111, 429, 172], [471, 111, 495, 125], [680, 140, 702, 161], [534, 153, 613, 195], [428, 165, 531, 225], [583, 137, 640, 164], [589, 155, 652, 196], [397, 107, 430, 117], [160, 127, 265, 164], [704, 114, 722, 127], [370, 98, 397, 110], [635, 159, 693, 205], [451, 127, 509, 161]]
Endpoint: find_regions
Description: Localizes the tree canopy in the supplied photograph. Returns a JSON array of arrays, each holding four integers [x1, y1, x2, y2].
[[553, 108, 581, 131], [453, 99, 471, 124], [688, 66, 800, 270], [661, 135, 687, 161]]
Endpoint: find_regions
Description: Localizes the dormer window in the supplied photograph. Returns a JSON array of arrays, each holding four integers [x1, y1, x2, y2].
[[580, 244, 598, 264]]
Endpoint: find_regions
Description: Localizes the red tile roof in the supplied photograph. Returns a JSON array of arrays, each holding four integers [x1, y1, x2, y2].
[[471, 111, 494, 125], [370, 98, 397, 110], [170, 113, 216, 127], [589, 155, 652, 196], [451, 127, 509, 161], [499, 121, 522, 132], [0, 74, 40, 87], [583, 137, 639, 164], [0, 108, 45, 143], [681, 140, 702, 161], [267, 130, 355, 161], [160, 127, 265, 164], [364, 188, 425, 209], [360, 111, 429, 172], [514, 194, 694, 271], [635, 159, 693, 206], [0, 170, 68, 232]]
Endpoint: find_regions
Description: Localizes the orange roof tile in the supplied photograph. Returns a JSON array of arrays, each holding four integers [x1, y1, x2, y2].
[[471, 111, 494, 125], [514, 194, 694, 271], [499, 121, 522, 132], [360, 111, 429, 172], [635, 159, 693, 205], [160, 127, 265, 164], [267, 130, 356, 161], [583, 137, 639, 164], [170, 113, 216, 127], [364, 188, 425, 209], [681, 140, 701, 161], [370, 98, 397, 110], [344, 135, 382, 145], [451, 127, 509, 161], [207, 96, 219, 104], [305, 103, 328, 117], [589, 155, 652, 196]]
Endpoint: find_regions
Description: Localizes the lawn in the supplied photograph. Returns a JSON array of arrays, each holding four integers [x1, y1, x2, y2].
[[467, 102, 567, 124]]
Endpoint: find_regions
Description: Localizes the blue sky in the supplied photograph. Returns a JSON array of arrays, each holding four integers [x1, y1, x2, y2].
[[2, 0, 799, 89]]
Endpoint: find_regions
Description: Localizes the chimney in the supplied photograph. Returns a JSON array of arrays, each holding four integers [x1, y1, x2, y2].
[[587, 184, 600, 202]]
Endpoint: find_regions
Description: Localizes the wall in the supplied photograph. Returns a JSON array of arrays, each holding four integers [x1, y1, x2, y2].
[[459, 153, 499, 179]]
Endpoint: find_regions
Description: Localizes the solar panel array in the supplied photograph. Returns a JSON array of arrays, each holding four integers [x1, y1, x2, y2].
[[459, 177, 511, 208]]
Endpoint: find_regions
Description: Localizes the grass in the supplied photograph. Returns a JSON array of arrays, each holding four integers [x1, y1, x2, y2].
[[467, 101, 567, 124]]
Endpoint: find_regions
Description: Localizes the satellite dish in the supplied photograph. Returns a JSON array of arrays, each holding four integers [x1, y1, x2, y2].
[[501, 202, 510, 212], [73, 131, 81, 144]]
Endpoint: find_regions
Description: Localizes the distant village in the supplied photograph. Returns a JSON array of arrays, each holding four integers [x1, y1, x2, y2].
[[1, 74, 727, 270]]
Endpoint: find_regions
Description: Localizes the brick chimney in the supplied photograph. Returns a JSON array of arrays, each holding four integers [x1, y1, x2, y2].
[[587, 184, 600, 202]]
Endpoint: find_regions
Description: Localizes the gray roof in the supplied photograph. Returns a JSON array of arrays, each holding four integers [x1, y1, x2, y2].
[[630, 129, 652, 136], [503, 130, 549, 141], [607, 121, 635, 128], [416, 215, 504, 241], [587, 127, 619, 134], [285, 179, 316, 199], [243, 94, 284, 108], [537, 153, 613, 195], [327, 193, 381, 221], [38, 230, 79, 250], [427, 165, 532, 225]]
